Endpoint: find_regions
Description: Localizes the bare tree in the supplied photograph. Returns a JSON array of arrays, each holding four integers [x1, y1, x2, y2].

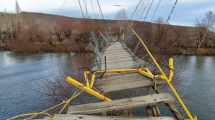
[[15, 0, 22, 14], [54, 25, 64, 44], [195, 10, 215, 54], [1, 9, 12, 43], [47, 29, 54, 45], [54, 18, 73, 44], [154, 17, 169, 46], [26, 19, 43, 44], [115, 9, 128, 34]]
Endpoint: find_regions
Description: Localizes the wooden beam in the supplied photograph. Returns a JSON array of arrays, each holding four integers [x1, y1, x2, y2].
[[153, 87, 184, 120], [67, 93, 174, 115]]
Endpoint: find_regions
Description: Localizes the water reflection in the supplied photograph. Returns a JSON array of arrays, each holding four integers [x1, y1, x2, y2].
[[0, 52, 93, 120], [172, 55, 215, 120], [0, 53, 215, 120]]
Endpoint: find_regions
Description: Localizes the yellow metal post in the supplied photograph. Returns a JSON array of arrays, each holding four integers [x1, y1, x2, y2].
[[90, 73, 96, 88], [66, 76, 111, 101], [169, 58, 174, 81], [130, 28, 196, 120], [121, 34, 125, 40], [84, 71, 90, 87]]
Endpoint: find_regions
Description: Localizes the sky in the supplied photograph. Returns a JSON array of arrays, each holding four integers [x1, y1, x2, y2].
[[0, 0, 215, 26]]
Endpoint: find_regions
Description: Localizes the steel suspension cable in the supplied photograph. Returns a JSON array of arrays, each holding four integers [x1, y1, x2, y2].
[[144, 0, 155, 20], [165, 0, 178, 24], [150, 0, 162, 22], [78, 0, 89, 30], [42, 0, 68, 31], [146, 0, 162, 29], [123, 0, 143, 33], [140, 0, 150, 20], [96, 0, 113, 41]]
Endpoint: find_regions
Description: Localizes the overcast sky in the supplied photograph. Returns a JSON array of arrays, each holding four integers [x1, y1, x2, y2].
[[0, 0, 214, 26]]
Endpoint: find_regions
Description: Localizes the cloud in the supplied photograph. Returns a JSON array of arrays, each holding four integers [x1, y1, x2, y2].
[[0, 0, 139, 14], [178, 0, 214, 4], [0, 0, 215, 27], [191, 5, 215, 15]]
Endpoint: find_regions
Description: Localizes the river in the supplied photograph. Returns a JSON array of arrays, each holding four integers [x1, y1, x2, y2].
[[0, 52, 214, 120]]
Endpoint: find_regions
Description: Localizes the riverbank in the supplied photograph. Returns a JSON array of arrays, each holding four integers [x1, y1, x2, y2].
[[0, 42, 92, 53], [170, 47, 215, 56], [1, 43, 215, 55]]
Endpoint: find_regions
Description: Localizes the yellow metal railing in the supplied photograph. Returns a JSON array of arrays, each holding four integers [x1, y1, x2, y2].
[[7, 91, 83, 120], [130, 28, 197, 120], [66, 66, 172, 103]]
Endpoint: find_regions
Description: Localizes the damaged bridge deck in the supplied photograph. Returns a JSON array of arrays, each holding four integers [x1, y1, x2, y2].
[[94, 41, 166, 93], [43, 41, 183, 120]]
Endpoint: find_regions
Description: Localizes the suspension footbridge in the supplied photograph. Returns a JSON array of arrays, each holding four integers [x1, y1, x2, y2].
[[6, 0, 199, 119]]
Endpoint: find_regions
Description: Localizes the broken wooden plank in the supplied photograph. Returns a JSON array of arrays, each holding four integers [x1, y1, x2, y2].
[[68, 93, 174, 115], [153, 87, 184, 120]]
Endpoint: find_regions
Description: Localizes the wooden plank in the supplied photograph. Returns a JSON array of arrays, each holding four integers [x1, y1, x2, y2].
[[102, 58, 134, 64], [95, 72, 141, 79], [153, 88, 184, 120], [104, 52, 130, 56], [95, 74, 151, 86], [95, 77, 149, 86], [96, 73, 142, 81], [52, 115, 176, 120], [101, 61, 136, 69], [67, 93, 174, 115], [101, 64, 136, 70], [101, 61, 134, 67], [98, 80, 166, 93], [104, 48, 127, 52], [104, 54, 132, 59], [105, 48, 125, 51], [102, 54, 133, 59], [103, 53, 131, 58], [104, 48, 126, 52]]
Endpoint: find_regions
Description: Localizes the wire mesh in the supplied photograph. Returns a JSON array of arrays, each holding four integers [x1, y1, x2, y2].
[[89, 31, 111, 70], [123, 28, 171, 74]]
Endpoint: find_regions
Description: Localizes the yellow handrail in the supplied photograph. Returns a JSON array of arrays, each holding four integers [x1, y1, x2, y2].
[[7, 90, 83, 120], [58, 91, 83, 114], [7, 112, 53, 120], [130, 28, 197, 120], [66, 76, 112, 101]]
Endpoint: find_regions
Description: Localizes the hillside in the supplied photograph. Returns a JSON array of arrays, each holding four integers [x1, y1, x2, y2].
[[0, 12, 214, 55]]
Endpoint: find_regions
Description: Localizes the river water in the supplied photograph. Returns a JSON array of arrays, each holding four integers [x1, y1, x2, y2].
[[0, 52, 214, 120]]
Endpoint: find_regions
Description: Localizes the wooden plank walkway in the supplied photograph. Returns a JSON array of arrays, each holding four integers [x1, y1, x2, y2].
[[101, 42, 136, 70], [67, 93, 174, 115], [95, 42, 166, 93], [39, 41, 182, 120]]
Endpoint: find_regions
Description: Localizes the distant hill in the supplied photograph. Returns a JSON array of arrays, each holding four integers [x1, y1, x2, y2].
[[0, 12, 214, 54]]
